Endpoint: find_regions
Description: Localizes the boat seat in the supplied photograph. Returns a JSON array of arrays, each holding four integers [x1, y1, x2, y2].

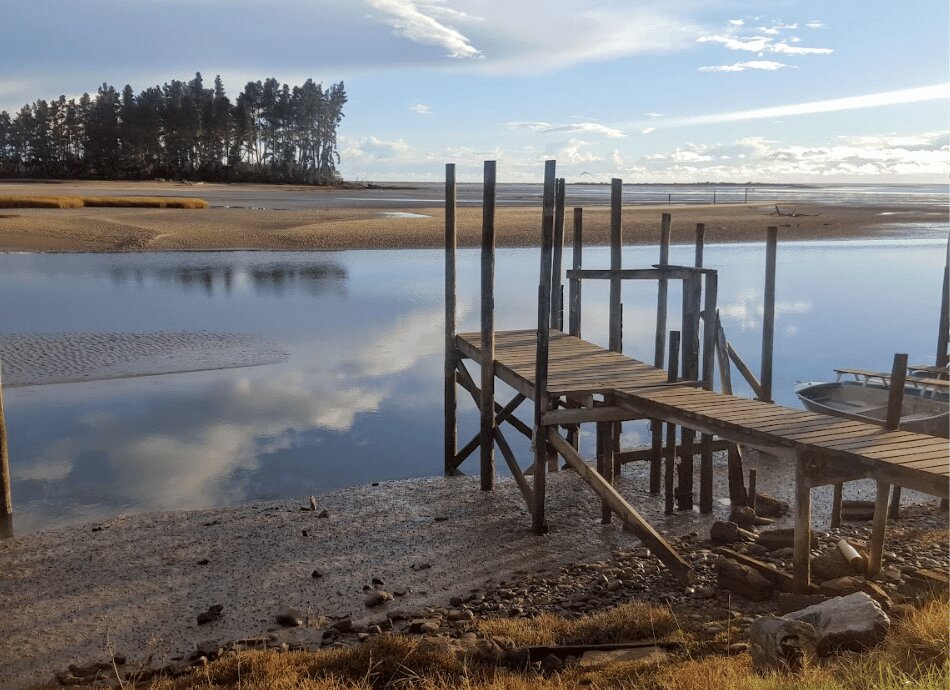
[[834, 368, 949, 391]]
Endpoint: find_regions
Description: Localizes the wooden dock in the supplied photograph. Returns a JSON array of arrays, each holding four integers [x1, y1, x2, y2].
[[443, 159, 950, 590]]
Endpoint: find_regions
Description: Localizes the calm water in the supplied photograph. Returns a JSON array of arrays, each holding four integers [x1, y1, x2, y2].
[[2, 238, 947, 533]]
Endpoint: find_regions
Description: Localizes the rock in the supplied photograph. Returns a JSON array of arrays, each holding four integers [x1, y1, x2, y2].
[[317, 509, 330, 519], [729, 506, 757, 527], [578, 647, 668, 667], [539, 653, 564, 673], [449, 596, 464, 607], [710, 521, 741, 543], [818, 577, 891, 607], [777, 592, 827, 615], [410, 618, 441, 634], [754, 493, 788, 517], [755, 528, 801, 551], [275, 606, 304, 627], [311, 569, 324, 579], [812, 549, 858, 582], [717, 558, 773, 601], [749, 617, 817, 672], [364, 591, 394, 607], [196, 604, 223, 625], [785, 592, 890, 655], [197, 558, 210, 566], [372, 577, 384, 586]]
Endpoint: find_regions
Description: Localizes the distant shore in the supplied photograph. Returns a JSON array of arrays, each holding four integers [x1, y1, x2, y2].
[[0, 180, 944, 252]]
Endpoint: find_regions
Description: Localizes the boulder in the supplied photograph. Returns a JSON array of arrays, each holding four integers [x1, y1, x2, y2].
[[717, 557, 773, 601], [784, 592, 890, 655], [729, 506, 757, 527], [818, 576, 890, 607], [749, 617, 817, 672]]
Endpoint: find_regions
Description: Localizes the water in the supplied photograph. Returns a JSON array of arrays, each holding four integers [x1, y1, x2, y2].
[[1, 238, 946, 533]]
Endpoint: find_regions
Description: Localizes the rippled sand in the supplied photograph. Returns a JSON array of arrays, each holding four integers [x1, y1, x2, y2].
[[0, 331, 287, 386]]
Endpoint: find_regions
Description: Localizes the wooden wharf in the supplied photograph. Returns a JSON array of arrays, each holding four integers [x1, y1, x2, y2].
[[444, 159, 949, 590]]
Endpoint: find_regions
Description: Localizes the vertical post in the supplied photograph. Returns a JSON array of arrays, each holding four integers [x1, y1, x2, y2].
[[747, 469, 757, 511], [697, 223, 716, 513], [717, 311, 748, 506], [868, 481, 891, 578], [479, 161, 497, 491], [0, 361, 11, 539], [664, 331, 680, 515], [677, 272, 701, 511], [568, 208, 583, 337], [694, 223, 705, 269], [533, 160, 557, 535], [830, 483, 843, 528], [650, 213, 672, 494], [888, 487, 902, 520], [443, 163, 458, 477], [885, 353, 908, 431], [608, 178, 623, 353], [551, 178, 566, 330], [597, 420, 613, 523], [760, 226, 778, 403], [936, 233, 949, 368], [793, 454, 812, 592]]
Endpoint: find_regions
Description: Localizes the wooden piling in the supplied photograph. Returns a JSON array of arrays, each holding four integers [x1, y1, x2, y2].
[[888, 486, 902, 520], [694, 223, 705, 268], [868, 481, 891, 578], [760, 226, 778, 403], [884, 353, 908, 431], [551, 178, 566, 330], [568, 208, 583, 337], [608, 179, 623, 353], [747, 469, 757, 511], [533, 160, 557, 535], [677, 273, 701, 511], [697, 225, 716, 514], [793, 453, 812, 591], [479, 160, 497, 491], [716, 311, 747, 506], [664, 331, 680, 515], [830, 482, 843, 528], [443, 163, 458, 477], [598, 420, 613, 523], [937, 233, 949, 369], [0, 361, 11, 539], [650, 213, 672, 494]]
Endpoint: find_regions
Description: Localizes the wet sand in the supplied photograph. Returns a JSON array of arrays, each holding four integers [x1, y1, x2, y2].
[[0, 181, 944, 251], [0, 452, 937, 688]]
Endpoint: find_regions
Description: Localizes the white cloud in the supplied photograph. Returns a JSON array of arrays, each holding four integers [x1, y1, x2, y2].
[[366, 0, 483, 58], [728, 19, 744, 26], [699, 60, 789, 72], [507, 120, 626, 138], [697, 34, 772, 52], [410, 103, 432, 115], [697, 18, 831, 60], [805, 20, 825, 29], [641, 127, 655, 134], [646, 112, 664, 119], [558, 138, 602, 164], [341, 135, 412, 160], [771, 42, 832, 55]]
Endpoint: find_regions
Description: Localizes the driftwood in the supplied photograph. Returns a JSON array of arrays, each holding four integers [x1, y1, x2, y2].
[[768, 204, 820, 218]]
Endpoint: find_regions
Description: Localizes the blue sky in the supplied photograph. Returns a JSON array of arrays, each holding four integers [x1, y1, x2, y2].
[[3, 0, 948, 182]]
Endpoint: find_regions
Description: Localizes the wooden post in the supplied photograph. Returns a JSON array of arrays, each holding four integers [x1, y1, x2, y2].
[[568, 208, 583, 337], [885, 353, 908, 431], [937, 234, 949, 368], [664, 331, 680, 515], [694, 223, 705, 269], [747, 469, 757, 511], [0, 360, 11, 540], [793, 453, 812, 591], [533, 160, 557, 535], [479, 160, 496, 491], [650, 213, 672, 494], [551, 178, 566, 331], [760, 226, 778, 403], [716, 311, 747, 506], [868, 482, 891, 578], [830, 483, 843, 528], [677, 273, 701, 511], [697, 226, 716, 514], [597, 420, 613, 523], [443, 163, 458, 477], [609, 179, 623, 353], [888, 486, 902, 520]]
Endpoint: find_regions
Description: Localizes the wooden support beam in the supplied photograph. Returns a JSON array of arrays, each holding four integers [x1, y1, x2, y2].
[[884, 353, 908, 431], [480, 160, 496, 491], [677, 274, 701, 511], [0, 361, 10, 539], [547, 430, 692, 584], [665, 331, 680, 515], [830, 482, 843, 528], [533, 160, 557, 535], [455, 362, 531, 439], [748, 469, 757, 512], [568, 207, 583, 337], [452, 392, 527, 470], [551, 178, 566, 330], [597, 421, 613, 523], [608, 178, 623, 353], [793, 452, 812, 592], [444, 163, 458, 478], [889, 486, 902, 520], [937, 233, 949, 369], [694, 223, 705, 269], [715, 311, 748, 506], [651, 213, 672, 495], [699, 257, 717, 514], [542, 406, 637, 425], [760, 226, 778, 403], [726, 341, 764, 399], [493, 426, 534, 511], [567, 267, 704, 281], [868, 481, 891, 578], [617, 438, 730, 464]]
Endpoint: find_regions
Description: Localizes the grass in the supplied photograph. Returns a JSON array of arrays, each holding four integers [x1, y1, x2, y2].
[[0, 195, 208, 209], [144, 598, 948, 689]]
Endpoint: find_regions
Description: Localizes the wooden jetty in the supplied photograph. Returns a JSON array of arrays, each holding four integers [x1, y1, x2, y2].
[[443, 159, 949, 590]]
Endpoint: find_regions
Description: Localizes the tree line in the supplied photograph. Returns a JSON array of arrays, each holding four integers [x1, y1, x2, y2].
[[0, 73, 347, 184]]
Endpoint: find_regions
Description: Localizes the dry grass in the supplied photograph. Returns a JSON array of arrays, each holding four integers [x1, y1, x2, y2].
[[0, 195, 208, 209], [143, 599, 948, 690]]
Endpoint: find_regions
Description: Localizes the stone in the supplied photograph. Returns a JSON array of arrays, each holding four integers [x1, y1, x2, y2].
[[755, 528, 797, 551], [311, 569, 324, 579], [784, 592, 890, 655], [410, 618, 441, 634], [539, 653, 564, 673], [717, 558, 773, 601], [275, 606, 304, 627], [812, 549, 857, 582], [710, 521, 740, 543], [754, 493, 788, 518], [364, 591, 394, 607], [578, 647, 668, 667], [317, 509, 330, 518], [818, 576, 891, 607], [776, 592, 827, 615], [749, 617, 817, 672], [729, 506, 757, 527], [196, 604, 223, 625]]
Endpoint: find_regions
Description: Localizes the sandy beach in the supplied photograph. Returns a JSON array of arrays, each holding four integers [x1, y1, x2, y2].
[[0, 181, 944, 252]]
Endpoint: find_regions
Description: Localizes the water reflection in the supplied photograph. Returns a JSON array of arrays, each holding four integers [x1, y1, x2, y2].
[[0, 240, 945, 533]]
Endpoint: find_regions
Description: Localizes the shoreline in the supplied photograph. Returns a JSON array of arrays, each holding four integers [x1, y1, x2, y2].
[[1, 455, 944, 687]]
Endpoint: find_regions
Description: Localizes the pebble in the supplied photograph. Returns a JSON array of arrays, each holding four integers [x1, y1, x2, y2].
[[196, 605, 223, 625], [364, 591, 394, 608], [275, 606, 304, 627]]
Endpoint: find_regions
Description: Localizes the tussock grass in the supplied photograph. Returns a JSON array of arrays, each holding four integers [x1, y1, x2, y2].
[[0, 195, 208, 209], [147, 599, 949, 690]]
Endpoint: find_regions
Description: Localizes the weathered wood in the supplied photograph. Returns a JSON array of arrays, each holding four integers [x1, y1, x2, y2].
[[748, 469, 757, 511], [546, 430, 692, 583], [760, 226, 778, 402], [568, 208, 583, 337], [0, 360, 11, 539], [618, 438, 731, 464], [937, 234, 949, 369], [888, 485, 902, 520], [551, 178, 566, 330], [533, 160, 557, 535], [597, 420, 612, 523], [717, 547, 818, 594], [665, 331, 680, 515], [542, 406, 636, 425], [608, 178, 623, 353], [649, 422, 662, 494], [493, 426, 534, 511], [726, 341, 764, 399], [793, 452, 812, 591], [694, 223, 705, 269], [568, 267, 702, 281], [830, 482, 843, 528], [884, 353, 908, 431], [443, 163, 458, 478], [699, 269, 718, 513], [452, 390, 528, 470], [480, 160, 497, 491], [651, 213, 672, 495], [678, 274, 701, 511], [868, 481, 891, 577]]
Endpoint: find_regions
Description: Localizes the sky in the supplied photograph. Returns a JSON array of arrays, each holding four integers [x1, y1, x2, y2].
[[2, 0, 948, 183]]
